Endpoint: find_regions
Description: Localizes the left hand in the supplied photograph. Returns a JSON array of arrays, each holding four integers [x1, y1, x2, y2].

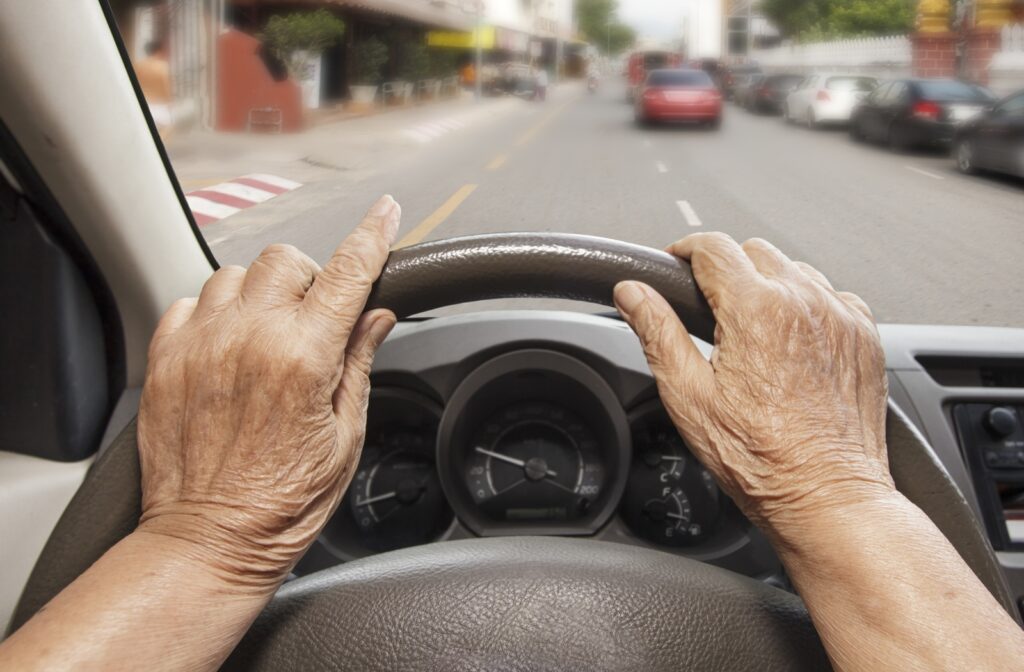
[[136, 195, 400, 589]]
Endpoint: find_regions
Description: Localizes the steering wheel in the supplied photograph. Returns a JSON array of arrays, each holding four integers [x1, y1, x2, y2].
[[12, 234, 1018, 671]]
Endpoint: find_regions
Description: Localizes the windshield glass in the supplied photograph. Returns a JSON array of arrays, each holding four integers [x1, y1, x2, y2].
[[826, 77, 876, 92], [109, 1, 1022, 328], [647, 70, 712, 87], [916, 80, 992, 101]]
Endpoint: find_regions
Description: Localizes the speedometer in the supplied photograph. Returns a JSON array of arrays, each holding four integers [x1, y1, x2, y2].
[[437, 349, 631, 537], [464, 402, 605, 522]]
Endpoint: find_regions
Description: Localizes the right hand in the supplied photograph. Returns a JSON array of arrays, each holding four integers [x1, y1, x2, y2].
[[613, 233, 896, 541]]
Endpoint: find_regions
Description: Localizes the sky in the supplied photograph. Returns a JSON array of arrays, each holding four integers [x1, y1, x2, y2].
[[617, 0, 690, 41]]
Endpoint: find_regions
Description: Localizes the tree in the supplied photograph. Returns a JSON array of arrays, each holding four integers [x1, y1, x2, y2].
[[261, 10, 346, 81], [575, 0, 636, 54], [350, 38, 389, 85], [762, 0, 914, 40]]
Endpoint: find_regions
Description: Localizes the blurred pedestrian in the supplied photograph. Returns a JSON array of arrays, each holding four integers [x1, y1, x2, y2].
[[136, 39, 173, 140], [534, 66, 548, 102], [461, 62, 476, 90]]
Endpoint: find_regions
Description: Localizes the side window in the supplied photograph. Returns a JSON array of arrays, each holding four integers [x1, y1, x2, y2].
[[886, 83, 907, 105], [869, 82, 892, 104], [995, 93, 1024, 117]]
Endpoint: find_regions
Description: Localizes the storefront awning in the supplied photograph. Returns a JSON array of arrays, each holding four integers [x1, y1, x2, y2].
[[427, 26, 530, 52]]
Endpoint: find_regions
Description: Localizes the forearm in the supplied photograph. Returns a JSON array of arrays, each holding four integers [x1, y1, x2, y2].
[[775, 491, 1024, 672], [0, 529, 276, 671]]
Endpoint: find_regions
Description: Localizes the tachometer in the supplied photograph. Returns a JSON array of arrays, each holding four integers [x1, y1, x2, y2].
[[349, 430, 448, 552]]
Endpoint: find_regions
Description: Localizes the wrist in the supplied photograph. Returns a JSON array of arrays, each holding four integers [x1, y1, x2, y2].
[[135, 510, 295, 594], [759, 482, 906, 561]]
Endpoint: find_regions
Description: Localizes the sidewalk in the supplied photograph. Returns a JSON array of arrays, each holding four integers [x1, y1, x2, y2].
[[165, 88, 553, 190]]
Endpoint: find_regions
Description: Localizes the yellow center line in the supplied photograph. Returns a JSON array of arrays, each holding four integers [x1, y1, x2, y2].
[[486, 153, 508, 171], [394, 184, 478, 249], [514, 99, 573, 147]]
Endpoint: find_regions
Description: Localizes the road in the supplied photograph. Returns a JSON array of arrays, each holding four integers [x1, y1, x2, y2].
[[177, 80, 1024, 328]]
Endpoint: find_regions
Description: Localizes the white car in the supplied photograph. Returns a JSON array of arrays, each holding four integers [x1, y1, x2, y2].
[[784, 73, 878, 127]]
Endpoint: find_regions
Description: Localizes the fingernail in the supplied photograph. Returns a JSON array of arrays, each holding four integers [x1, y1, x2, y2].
[[385, 202, 401, 245], [614, 281, 646, 315], [369, 194, 395, 217]]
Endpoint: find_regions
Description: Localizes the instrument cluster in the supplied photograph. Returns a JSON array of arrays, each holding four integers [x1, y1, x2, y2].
[[311, 348, 754, 570]]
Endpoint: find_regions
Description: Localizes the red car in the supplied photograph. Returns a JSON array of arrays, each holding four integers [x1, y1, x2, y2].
[[634, 69, 723, 128]]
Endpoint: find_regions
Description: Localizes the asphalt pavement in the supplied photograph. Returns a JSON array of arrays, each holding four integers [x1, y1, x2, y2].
[[175, 80, 1024, 328]]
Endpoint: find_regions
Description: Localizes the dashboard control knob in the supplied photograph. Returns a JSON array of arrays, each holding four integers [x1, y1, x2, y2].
[[984, 406, 1018, 439]]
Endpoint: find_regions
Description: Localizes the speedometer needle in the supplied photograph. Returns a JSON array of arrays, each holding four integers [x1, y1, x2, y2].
[[355, 491, 397, 507], [474, 446, 558, 477]]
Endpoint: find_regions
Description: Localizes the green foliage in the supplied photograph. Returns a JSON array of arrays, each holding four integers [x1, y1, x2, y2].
[[351, 38, 389, 84], [829, 0, 914, 36], [762, 0, 914, 40], [397, 40, 430, 82], [261, 9, 346, 80], [575, 0, 636, 54]]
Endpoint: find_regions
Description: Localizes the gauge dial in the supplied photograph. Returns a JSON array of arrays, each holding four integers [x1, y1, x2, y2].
[[464, 402, 605, 523], [621, 419, 721, 546], [341, 393, 450, 554]]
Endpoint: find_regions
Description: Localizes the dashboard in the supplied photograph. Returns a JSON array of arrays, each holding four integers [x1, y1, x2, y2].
[[295, 311, 778, 580]]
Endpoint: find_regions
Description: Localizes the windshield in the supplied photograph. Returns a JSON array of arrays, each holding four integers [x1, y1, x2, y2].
[[109, 1, 1022, 328], [647, 70, 713, 87], [826, 77, 876, 92], [916, 80, 993, 101]]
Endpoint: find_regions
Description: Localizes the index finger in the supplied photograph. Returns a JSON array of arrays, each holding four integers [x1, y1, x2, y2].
[[667, 232, 763, 309], [302, 195, 401, 344]]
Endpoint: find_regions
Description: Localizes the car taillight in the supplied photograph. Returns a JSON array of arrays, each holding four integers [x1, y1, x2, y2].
[[643, 88, 661, 100], [912, 100, 941, 120], [816, 90, 831, 102]]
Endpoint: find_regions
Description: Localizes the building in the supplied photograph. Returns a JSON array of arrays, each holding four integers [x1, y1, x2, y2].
[[681, 0, 723, 60], [119, 0, 580, 132], [721, 0, 780, 62]]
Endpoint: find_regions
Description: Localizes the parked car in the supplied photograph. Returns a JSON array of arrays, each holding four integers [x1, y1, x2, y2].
[[733, 74, 765, 110], [747, 74, 805, 114], [634, 69, 723, 128], [721, 63, 761, 100], [850, 78, 996, 150], [784, 73, 878, 127], [954, 89, 1024, 178], [626, 49, 683, 102], [690, 58, 726, 89]]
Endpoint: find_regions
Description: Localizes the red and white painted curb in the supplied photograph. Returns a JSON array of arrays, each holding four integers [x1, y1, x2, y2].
[[185, 174, 302, 226]]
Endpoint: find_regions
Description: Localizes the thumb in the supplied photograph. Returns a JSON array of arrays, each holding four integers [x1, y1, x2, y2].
[[613, 281, 715, 433]]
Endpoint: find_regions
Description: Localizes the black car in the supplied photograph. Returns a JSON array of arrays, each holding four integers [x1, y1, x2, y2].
[[721, 64, 761, 100], [850, 78, 996, 150], [954, 89, 1024, 178], [747, 74, 804, 114], [733, 74, 765, 109]]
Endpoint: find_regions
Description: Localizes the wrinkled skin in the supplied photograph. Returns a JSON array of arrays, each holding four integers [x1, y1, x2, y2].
[[137, 195, 401, 587], [613, 234, 894, 539]]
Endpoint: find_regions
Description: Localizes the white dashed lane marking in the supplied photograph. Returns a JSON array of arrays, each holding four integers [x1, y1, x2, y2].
[[676, 200, 703, 228], [656, 161, 668, 174], [904, 165, 945, 180]]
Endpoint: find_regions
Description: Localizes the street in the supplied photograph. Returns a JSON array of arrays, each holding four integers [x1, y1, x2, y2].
[[173, 80, 1024, 328]]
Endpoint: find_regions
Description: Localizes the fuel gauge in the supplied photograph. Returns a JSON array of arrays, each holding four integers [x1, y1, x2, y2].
[[621, 410, 721, 547]]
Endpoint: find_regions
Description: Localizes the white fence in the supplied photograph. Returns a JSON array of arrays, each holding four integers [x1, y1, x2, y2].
[[751, 35, 912, 79], [989, 24, 1024, 96]]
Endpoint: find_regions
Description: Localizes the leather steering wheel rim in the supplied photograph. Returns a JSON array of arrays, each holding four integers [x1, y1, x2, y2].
[[12, 234, 1018, 670]]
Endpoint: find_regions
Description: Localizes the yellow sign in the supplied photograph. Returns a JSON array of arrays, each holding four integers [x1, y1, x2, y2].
[[427, 26, 496, 49]]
